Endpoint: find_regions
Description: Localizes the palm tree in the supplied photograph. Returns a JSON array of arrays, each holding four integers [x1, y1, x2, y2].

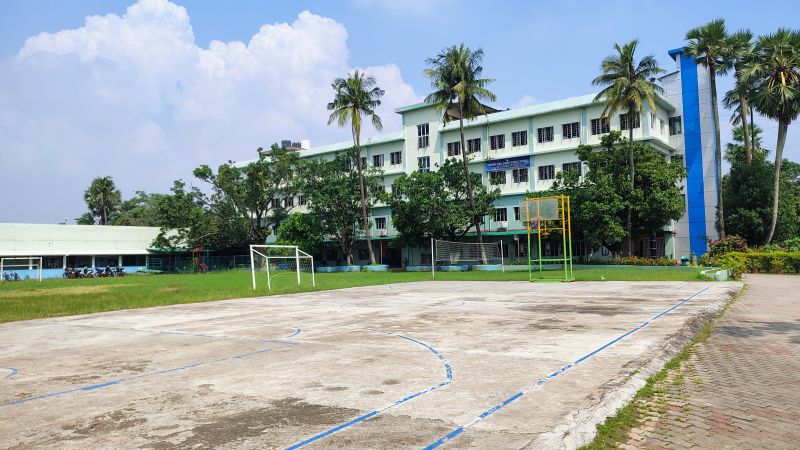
[[685, 18, 730, 237], [592, 39, 664, 256], [424, 44, 496, 249], [84, 176, 121, 225], [743, 28, 800, 244], [327, 70, 385, 265], [723, 30, 755, 163]]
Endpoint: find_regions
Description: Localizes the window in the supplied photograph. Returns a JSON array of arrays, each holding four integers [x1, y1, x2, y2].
[[494, 207, 508, 222], [591, 118, 610, 135], [390, 151, 402, 165], [562, 122, 580, 139], [373, 154, 384, 167], [284, 196, 294, 207], [573, 241, 587, 257], [467, 138, 481, 154], [512, 130, 528, 146], [420, 253, 432, 265], [538, 165, 555, 180], [272, 198, 280, 208], [490, 134, 505, 150], [669, 116, 682, 135], [360, 156, 367, 168], [298, 195, 306, 206], [447, 141, 461, 156], [512, 168, 528, 183], [43, 256, 63, 269], [417, 123, 429, 148], [122, 255, 147, 267], [489, 170, 506, 185], [681, 194, 687, 212], [562, 162, 582, 176], [619, 113, 641, 130], [500, 242, 509, 258], [391, 184, 401, 196], [514, 206, 521, 221], [375, 217, 387, 230], [418, 156, 430, 173], [536, 127, 553, 143]]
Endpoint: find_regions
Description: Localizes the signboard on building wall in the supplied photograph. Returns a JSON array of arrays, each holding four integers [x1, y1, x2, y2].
[[484, 156, 530, 171]]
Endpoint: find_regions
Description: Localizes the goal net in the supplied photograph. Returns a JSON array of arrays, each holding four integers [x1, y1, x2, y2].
[[249, 245, 315, 290], [432, 240, 504, 275], [1, 257, 43, 282]]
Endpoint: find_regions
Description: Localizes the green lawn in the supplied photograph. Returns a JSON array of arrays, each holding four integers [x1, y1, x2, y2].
[[0, 268, 707, 323]]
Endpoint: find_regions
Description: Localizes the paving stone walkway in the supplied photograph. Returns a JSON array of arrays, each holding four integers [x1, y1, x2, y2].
[[623, 274, 800, 449]]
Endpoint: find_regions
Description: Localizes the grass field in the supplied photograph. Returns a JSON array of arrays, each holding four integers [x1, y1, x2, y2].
[[0, 267, 708, 323]]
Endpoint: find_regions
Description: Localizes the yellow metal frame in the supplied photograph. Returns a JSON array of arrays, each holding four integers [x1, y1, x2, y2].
[[521, 195, 574, 282]]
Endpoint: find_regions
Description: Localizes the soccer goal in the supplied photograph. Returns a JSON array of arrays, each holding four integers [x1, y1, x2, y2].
[[431, 239, 504, 277], [1, 257, 43, 282], [249, 245, 315, 290]]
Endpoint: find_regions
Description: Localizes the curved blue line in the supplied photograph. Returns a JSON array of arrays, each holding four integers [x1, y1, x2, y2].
[[423, 284, 714, 449], [286, 325, 302, 339], [2, 368, 17, 380], [0, 324, 302, 408], [285, 330, 453, 450]]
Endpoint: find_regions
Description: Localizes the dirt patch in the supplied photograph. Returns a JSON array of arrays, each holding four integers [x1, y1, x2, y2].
[[65, 408, 146, 439], [515, 304, 624, 316], [159, 287, 181, 294], [159, 397, 361, 449], [0, 284, 135, 299], [323, 386, 349, 392], [382, 379, 401, 385], [361, 389, 384, 395]]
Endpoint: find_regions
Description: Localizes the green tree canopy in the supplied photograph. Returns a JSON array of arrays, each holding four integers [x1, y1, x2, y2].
[[301, 149, 384, 265], [276, 213, 325, 258], [553, 131, 686, 255], [151, 180, 212, 251], [388, 158, 500, 248], [83, 176, 122, 225]]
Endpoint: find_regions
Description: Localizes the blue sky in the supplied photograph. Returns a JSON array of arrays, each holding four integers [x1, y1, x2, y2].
[[1, 0, 798, 223]]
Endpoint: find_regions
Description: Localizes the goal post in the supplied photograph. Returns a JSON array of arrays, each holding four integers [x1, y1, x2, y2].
[[0, 257, 43, 282], [249, 245, 315, 290], [431, 239, 504, 277]]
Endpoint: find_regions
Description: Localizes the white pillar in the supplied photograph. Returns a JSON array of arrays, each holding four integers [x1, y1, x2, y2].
[[91, 255, 96, 268]]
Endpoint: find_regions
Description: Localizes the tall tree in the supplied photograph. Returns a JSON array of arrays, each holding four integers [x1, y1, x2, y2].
[[193, 145, 301, 248], [151, 180, 213, 250], [744, 28, 800, 243], [388, 159, 500, 248], [685, 19, 730, 236], [112, 191, 162, 226], [553, 131, 686, 256], [302, 149, 384, 265], [83, 176, 121, 225], [327, 70, 385, 265], [591, 39, 664, 256], [723, 29, 755, 163], [424, 44, 497, 250]]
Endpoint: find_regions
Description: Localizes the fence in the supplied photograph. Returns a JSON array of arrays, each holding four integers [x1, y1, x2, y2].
[[147, 255, 253, 273]]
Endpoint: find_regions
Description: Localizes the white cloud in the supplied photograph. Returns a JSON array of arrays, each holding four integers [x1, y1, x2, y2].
[[510, 94, 538, 109], [0, 0, 421, 223]]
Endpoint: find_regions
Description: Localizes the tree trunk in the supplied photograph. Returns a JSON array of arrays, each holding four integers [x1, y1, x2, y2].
[[354, 132, 377, 265], [765, 119, 788, 244], [709, 67, 725, 238], [739, 95, 753, 163], [626, 108, 635, 257], [749, 105, 756, 151], [457, 107, 486, 263]]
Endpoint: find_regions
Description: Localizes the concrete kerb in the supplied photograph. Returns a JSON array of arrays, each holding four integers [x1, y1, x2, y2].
[[530, 282, 742, 449]]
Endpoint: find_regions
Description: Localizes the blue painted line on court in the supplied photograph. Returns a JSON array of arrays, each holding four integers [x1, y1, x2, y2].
[[2, 368, 17, 380], [286, 325, 301, 338], [285, 330, 453, 450], [0, 325, 302, 409], [423, 284, 714, 449]]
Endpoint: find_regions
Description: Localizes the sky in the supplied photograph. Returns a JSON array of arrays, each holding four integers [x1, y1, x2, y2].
[[1, 0, 798, 223]]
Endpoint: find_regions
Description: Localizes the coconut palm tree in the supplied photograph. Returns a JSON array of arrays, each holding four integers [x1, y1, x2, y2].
[[743, 28, 800, 244], [84, 176, 121, 225], [424, 44, 496, 248], [592, 39, 664, 256], [685, 18, 730, 236], [327, 70, 385, 265], [723, 29, 755, 163]]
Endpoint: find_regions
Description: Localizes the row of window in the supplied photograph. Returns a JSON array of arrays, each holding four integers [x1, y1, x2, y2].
[[272, 195, 306, 208], [361, 151, 403, 168], [414, 114, 683, 153]]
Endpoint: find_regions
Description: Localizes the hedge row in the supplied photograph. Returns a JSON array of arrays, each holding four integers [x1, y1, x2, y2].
[[700, 251, 800, 278]]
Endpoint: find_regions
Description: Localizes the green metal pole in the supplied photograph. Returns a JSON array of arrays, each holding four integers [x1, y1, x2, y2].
[[567, 195, 574, 280], [561, 195, 568, 281]]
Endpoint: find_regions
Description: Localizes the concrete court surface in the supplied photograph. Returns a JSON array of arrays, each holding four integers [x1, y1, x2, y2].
[[0, 280, 740, 449]]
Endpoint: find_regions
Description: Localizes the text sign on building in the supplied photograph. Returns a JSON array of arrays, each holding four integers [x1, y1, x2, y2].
[[484, 156, 530, 171]]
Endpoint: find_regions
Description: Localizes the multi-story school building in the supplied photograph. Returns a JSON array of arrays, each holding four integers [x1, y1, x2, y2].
[[257, 48, 720, 268]]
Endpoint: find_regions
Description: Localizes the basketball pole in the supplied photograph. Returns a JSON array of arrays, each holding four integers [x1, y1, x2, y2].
[[431, 237, 435, 279]]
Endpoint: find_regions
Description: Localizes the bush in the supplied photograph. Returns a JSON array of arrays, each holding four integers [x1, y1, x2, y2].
[[700, 251, 800, 278], [707, 235, 748, 256], [781, 237, 800, 252]]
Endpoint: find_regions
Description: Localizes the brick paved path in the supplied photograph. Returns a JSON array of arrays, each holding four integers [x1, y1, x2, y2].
[[623, 275, 800, 449]]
